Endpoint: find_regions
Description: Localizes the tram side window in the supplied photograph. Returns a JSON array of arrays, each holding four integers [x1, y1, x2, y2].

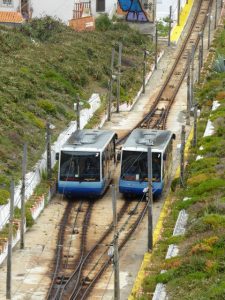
[[102, 152, 106, 178], [162, 140, 172, 179], [152, 153, 161, 182]]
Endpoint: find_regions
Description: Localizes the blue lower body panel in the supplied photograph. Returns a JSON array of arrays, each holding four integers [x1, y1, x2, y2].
[[58, 180, 105, 197], [119, 179, 163, 198]]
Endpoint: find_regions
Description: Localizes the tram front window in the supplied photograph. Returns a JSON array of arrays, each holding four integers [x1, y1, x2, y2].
[[60, 151, 100, 181], [121, 151, 161, 182]]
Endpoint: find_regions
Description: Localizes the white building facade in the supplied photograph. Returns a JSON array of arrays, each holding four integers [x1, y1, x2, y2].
[[0, 0, 21, 12], [156, 0, 187, 21], [31, 0, 117, 24]]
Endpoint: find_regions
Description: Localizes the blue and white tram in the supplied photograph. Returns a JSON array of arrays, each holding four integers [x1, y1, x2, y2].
[[119, 129, 175, 198], [57, 129, 117, 198]]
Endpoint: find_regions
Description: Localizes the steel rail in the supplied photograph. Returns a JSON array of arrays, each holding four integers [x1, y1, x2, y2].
[[57, 202, 130, 299], [117, 0, 213, 145], [47, 200, 92, 300], [73, 201, 148, 300]]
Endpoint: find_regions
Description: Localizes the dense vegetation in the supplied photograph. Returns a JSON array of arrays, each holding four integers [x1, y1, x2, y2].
[[0, 16, 153, 203], [136, 23, 225, 300]]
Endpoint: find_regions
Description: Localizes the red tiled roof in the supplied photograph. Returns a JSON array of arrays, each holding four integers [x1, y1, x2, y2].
[[0, 11, 24, 23]]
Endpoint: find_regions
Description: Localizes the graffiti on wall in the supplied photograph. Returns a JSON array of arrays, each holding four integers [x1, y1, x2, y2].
[[118, 0, 154, 22]]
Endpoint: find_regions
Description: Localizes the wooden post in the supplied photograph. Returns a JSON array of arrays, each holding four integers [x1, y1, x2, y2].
[[177, 0, 181, 26], [198, 45, 202, 82], [186, 51, 191, 126], [20, 143, 27, 249], [208, 11, 211, 49], [111, 185, 120, 300], [6, 181, 15, 299], [147, 147, 153, 252], [76, 96, 80, 130], [193, 105, 197, 147], [180, 125, 185, 187], [168, 6, 172, 46], [116, 43, 122, 113], [46, 121, 51, 179], [214, 0, 218, 29], [142, 50, 147, 94], [191, 45, 195, 107], [107, 48, 115, 121], [155, 23, 158, 70]]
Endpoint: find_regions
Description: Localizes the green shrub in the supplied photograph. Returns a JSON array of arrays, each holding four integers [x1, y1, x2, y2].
[[188, 179, 225, 197], [0, 189, 9, 205], [202, 214, 225, 229], [21, 16, 65, 42], [95, 14, 112, 31], [37, 99, 57, 115]]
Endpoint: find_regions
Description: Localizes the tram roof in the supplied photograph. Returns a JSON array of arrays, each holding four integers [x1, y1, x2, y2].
[[122, 129, 174, 152], [61, 129, 117, 152]]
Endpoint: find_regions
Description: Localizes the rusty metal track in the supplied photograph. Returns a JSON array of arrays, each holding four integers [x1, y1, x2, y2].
[[141, 0, 212, 129], [71, 200, 148, 300], [117, 0, 213, 147], [56, 201, 130, 299], [47, 200, 92, 300]]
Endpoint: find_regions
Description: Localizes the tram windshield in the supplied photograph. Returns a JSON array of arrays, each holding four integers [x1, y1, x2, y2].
[[121, 151, 161, 182], [60, 151, 100, 182]]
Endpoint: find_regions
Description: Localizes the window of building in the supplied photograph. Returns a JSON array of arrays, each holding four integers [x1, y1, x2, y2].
[[96, 0, 105, 12], [2, 0, 13, 6]]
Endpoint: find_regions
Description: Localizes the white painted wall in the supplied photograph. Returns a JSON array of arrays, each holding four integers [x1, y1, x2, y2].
[[31, 0, 117, 23], [31, 0, 74, 24], [156, 0, 186, 22], [91, 0, 117, 19], [0, 0, 20, 12]]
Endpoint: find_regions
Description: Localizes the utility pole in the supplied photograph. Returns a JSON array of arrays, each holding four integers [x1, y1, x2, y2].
[[76, 96, 80, 130], [214, 0, 218, 29], [142, 50, 147, 94], [208, 10, 212, 49], [191, 45, 195, 107], [193, 104, 198, 147], [111, 185, 120, 300], [186, 51, 191, 126], [168, 6, 172, 46], [155, 23, 158, 70], [177, 0, 181, 26], [46, 121, 51, 179], [180, 125, 185, 188], [198, 45, 202, 82], [116, 43, 122, 113], [6, 181, 15, 299], [147, 146, 153, 252], [20, 143, 27, 249], [200, 31, 204, 66], [107, 48, 115, 121]]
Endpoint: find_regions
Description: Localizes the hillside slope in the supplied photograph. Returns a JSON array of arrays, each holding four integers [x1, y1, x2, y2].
[[0, 17, 152, 200], [137, 22, 225, 300]]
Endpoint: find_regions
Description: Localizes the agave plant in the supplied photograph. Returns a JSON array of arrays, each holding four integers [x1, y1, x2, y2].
[[213, 54, 225, 73]]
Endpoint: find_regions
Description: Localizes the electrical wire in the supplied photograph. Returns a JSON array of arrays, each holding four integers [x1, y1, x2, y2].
[[101, 267, 114, 300]]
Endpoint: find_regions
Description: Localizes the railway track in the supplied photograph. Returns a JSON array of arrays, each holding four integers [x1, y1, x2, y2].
[[47, 200, 93, 299], [48, 196, 147, 299], [47, 1, 214, 298], [141, 0, 213, 129], [117, 0, 213, 146], [47, 194, 148, 299]]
